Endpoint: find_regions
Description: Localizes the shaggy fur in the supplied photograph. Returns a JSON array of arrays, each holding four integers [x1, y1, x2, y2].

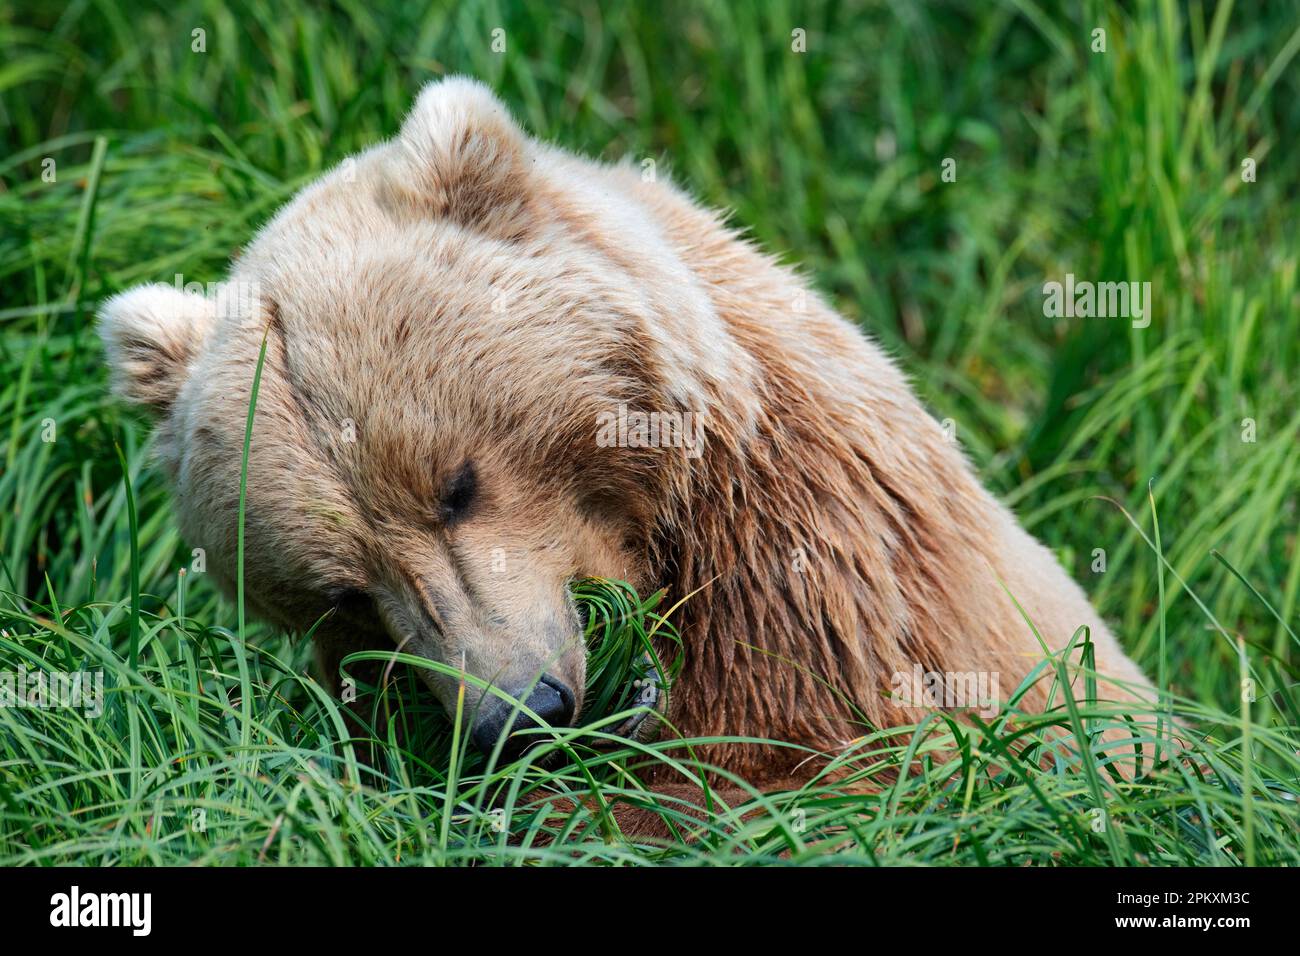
[[99, 77, 1152, 791]]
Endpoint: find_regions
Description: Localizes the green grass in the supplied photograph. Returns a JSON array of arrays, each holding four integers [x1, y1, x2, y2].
[[1, 0, 1298, 864]]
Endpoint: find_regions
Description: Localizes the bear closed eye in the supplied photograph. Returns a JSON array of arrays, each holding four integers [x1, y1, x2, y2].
[[440, 460, 477, 523]]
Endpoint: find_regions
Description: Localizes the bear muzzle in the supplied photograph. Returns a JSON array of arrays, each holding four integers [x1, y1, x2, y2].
[[470, 674, 577, 760]]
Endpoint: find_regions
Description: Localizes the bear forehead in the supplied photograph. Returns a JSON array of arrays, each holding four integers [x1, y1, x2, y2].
[[212, 148, 652, 403], [195, 196, 613, 396], [173, 206, 651, 522]]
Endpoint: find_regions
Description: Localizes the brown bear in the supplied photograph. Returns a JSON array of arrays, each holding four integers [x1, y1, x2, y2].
[[99, 77, 1152, 804]]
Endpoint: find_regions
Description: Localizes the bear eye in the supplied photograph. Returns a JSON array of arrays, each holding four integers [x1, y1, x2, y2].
[[440, 460, 477, 522]]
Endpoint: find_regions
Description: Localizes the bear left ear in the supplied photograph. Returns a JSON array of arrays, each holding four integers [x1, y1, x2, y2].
[[98, 283, 216, 414], [385, 76, 534, 237]]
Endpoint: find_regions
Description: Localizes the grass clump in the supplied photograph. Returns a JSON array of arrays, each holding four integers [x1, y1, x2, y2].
[[1, 565, 1297, 865]]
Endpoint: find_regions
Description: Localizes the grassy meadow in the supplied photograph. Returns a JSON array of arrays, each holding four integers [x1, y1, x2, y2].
[[0, 0, 1298, 865]]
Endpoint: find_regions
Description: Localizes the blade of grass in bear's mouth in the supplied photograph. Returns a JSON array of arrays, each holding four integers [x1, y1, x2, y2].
[[573, 577, 679, 737]]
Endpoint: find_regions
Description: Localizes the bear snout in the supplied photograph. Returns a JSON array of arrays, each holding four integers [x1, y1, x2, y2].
[[470, 674, 577, 760]]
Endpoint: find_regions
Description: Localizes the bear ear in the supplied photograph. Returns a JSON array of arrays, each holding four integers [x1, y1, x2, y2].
[[98, 283, 215, 414], [385, 76, 534, 237]]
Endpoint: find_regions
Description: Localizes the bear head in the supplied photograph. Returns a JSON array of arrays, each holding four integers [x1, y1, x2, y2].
[[98, 77, 756, 755]]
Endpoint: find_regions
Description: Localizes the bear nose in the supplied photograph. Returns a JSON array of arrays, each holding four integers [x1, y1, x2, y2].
[[471, 675, 576, 760]]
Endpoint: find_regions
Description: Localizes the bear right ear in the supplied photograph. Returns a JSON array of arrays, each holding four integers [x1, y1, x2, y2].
[[98, 283, 215, 414], [384, 76, 534, 238]]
